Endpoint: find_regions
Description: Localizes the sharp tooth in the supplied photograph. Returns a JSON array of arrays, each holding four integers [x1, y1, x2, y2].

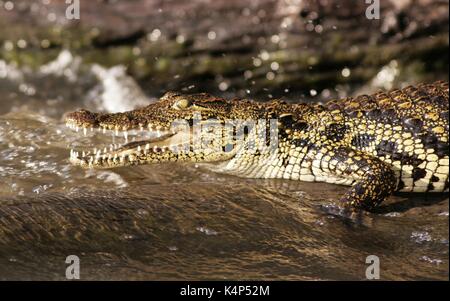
[[137, 145, 141, 152], [75, 127, 79, 132], [115, 128, 119, 136], [124, 131, 128, 140], [83, 127, 87, 136], [90, 127, 93, 132], [102, 127, 106, 134], [104, 147, 107, 154], [82, 151, 86, 157]]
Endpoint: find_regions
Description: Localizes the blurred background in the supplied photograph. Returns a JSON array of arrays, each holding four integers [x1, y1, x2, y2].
[[1, 0, 448, 105], [0, 0, 448, 280]]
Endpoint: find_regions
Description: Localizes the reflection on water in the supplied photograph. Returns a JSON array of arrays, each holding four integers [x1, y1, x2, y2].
[[0, 56, 448, 280]]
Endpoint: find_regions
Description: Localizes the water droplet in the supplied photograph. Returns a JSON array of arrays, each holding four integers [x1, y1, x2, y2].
[[266, 72, 275, 80], [270, 62, 280, 71], [260, 50, 270, 61], [315, 25, 323, 33], [341, 67, 351, 78], [17, 39, 27, 49], [176, 35, 185, 44], [253, 58, 262, 67], [207, 31, 217, 40], [271, 35, 280, 44], [218, 82, 229, 91], [148, 29, 162, 42], [47, 12, 57, 22], [4, 1, 14, 11]]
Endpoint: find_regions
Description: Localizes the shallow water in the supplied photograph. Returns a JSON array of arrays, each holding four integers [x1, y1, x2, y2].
[[0, 55, 448, 280]]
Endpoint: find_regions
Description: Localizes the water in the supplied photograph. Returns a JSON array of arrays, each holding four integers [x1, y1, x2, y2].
[[0, 54, 448, 280]]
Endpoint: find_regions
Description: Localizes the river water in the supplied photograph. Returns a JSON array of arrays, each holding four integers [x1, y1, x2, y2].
[[0, 53, 448, 280]]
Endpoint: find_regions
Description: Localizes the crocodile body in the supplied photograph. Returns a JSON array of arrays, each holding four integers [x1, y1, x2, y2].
[[66, 81, 449, 210]]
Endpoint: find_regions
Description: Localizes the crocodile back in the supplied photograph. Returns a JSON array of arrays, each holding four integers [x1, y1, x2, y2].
[[324, 81, 449, 192]]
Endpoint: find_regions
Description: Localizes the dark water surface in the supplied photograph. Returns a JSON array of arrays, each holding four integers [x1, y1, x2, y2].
[[0, 56, 448, 280]]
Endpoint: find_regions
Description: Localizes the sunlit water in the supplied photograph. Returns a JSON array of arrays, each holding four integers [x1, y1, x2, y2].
[[0, 55, 448, 280]]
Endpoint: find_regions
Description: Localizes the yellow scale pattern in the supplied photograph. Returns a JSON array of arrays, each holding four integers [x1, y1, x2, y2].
[[223, 81, 448, 209]]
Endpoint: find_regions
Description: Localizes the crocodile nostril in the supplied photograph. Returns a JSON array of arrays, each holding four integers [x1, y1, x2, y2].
[[65, 109, 99, 127]]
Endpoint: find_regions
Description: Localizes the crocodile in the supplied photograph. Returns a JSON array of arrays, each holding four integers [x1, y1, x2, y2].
[[65, 81, 449, 210]]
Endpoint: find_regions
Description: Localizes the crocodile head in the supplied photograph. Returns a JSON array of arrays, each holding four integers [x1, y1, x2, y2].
[[65, 92, 293, 169]]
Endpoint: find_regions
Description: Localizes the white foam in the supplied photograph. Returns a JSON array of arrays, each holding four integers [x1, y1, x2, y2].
[[39, 50, 81, 82], [0, 60, 24, 81], [89, 64, 151, 112]]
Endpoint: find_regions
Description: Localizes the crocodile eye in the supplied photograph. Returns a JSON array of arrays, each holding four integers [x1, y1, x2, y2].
[[173, 98, 192, 110]]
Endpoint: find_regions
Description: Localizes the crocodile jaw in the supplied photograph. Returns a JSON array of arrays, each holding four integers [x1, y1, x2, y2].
[[65, 117, 236, 169], [67, 129, 193, 169]]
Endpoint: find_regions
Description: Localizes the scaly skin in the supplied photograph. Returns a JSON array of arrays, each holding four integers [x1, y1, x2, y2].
[[65, 81, 449, 210]]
